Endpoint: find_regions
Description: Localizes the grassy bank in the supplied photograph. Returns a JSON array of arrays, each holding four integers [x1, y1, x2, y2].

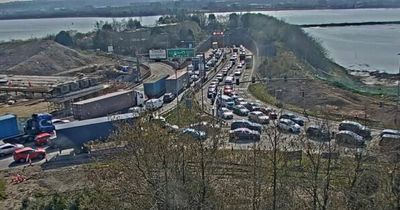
[[248, 83, 384, 127]]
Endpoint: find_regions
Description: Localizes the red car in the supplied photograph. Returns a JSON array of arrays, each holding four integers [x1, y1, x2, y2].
[[224, 85, 234, 96], [13, 147, 46, 163], [35, 133, 52, 146]]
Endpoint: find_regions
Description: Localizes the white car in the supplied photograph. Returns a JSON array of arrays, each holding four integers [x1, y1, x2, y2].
[[145, 98, 163, 111], [248, 111, 269, 124], [0, 143, 24, 156], [219, 107, 234, 120], [216, 73, 224, 82], [190, 75, 199, 82], [234, 69, 242, 76], [277, 119, 301, 134], [222, 68, 229, 76]]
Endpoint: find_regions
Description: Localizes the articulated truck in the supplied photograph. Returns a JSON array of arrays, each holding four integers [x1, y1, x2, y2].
[[0, 113, 55, 144]]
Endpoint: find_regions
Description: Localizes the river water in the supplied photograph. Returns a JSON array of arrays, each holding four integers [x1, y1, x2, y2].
[[0, 8, 399, 73]]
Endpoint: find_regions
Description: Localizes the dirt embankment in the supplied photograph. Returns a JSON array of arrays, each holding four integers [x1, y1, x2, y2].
[[0, 165, 89, 210], [0, 40, 105, 76], [265, 79, 397, 128]]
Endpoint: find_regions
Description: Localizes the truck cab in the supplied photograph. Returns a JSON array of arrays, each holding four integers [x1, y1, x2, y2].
[[1, 113, 55, 144], [25, 113, 55, 135]]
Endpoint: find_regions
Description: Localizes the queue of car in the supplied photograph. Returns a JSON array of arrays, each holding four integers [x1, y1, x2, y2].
[[0, 141, 48, 164], [210, 46, 399, 149]]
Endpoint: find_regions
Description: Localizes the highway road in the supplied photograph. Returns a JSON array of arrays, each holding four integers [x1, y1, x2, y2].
[[194, 46, 383, 156], [0, 148, 74, 170], [0, 46, 385, 171]]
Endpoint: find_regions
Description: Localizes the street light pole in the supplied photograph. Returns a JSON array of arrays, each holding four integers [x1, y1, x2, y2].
[[201, 52, 206, 112], [176, 69, 179, 125], [396, 53, 400, 126]]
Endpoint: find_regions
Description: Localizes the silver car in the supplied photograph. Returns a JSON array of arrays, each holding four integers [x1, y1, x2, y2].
[[277, 119, 301, 134], [339, 121, 371, 139], [335, 130, 364, 148], [248, 111, 269, 124], [219, 107, 234, 120], [0, 143, 24, 156]]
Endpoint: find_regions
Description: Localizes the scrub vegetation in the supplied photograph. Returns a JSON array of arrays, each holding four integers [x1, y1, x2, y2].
[[15, 117, 400, 210]]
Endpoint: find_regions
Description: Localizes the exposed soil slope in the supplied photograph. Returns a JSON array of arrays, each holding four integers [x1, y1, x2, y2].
[[0, 40, 100, 76]]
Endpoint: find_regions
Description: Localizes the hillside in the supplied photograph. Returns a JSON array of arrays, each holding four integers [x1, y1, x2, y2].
[[229, 13, 398, 127], [0, 40, 101, 76]]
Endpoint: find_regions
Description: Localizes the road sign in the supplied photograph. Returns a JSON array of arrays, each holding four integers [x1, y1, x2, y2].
[[167, 48, 195, 58], [149, 49, 167, 59]]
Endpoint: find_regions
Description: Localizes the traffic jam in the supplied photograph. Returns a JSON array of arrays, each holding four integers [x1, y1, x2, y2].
[[206, 45, 396, 149]]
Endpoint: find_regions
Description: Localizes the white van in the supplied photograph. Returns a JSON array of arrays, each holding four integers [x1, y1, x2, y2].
[[225, 76, 234, 85], [145, 98, 163, 111]]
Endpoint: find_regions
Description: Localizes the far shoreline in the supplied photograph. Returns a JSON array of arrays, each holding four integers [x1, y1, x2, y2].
[[0, 6, 399, 21]]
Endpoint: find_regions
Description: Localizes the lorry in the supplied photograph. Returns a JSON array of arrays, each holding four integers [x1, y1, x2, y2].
[[72, 89, 144, 120], [53, 113, 136, 148], [1, 113, 55, 144]]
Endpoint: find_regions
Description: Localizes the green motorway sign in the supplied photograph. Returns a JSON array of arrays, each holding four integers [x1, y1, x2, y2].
[[167, 48, 195, 58]]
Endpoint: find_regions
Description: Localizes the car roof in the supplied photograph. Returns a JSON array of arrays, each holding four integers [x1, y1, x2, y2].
[[231, 127, 253, 132], [340, 120, 362, 126], [232, 119, 251, 123], [15, 147, 33, 153], [337, 130, 363, 140], [250, 111, 263, 114], [382, 134, 400, 139], [36, 133, 52, 138], [280, 118, 293, 123], [382, 129, 400, 134], [0, 143, 13, 148], [308, 125, 321, 129], [283, 113, 295, 116]]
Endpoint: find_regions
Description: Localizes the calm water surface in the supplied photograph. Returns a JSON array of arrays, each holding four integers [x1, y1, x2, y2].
[[0, 8, 399, 73]]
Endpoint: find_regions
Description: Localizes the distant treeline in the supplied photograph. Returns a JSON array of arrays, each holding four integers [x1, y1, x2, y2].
[[302, 21, 400, 28], [1, 0, 400, 20]]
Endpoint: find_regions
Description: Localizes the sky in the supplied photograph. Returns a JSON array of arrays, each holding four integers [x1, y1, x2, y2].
[[0, 0, 30, 3]]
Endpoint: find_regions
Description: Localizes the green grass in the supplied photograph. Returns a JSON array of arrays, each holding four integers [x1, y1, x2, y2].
[[248, 83, 277, 105], [0, 178, 6, 200]]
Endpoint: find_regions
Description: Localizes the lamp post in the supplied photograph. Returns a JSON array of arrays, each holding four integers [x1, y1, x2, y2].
[[396, 53, 400, 126]]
